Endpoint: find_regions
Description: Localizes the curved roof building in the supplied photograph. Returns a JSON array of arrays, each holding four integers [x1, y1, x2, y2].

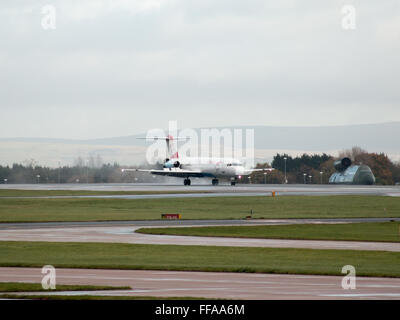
[[329, 158, 375, 185]]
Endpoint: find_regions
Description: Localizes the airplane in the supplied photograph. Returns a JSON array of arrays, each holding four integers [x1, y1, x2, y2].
[[121, 135, 273, 186]]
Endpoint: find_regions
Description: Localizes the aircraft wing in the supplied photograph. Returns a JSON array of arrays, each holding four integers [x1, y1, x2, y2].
[[122, 168, 205, 178], [242, 168, 274, 175]]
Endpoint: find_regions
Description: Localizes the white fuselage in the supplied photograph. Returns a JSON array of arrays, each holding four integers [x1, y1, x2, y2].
[[165, 157, 246, 179]]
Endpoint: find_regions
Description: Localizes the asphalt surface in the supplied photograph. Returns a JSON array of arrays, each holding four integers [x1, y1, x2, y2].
[[1, 183, 400, 197], [0, 219, 399, 252], [1, 267, 400, 300], [1, 217, 399, 230], [1, 183, 399, 300]]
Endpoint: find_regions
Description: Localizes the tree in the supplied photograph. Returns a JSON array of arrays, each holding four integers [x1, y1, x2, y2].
[[338, 147, 395, 185]]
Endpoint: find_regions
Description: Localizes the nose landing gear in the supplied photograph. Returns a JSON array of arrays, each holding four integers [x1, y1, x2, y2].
[[184, 178, 191, 186], [212, 179, 219, 186]]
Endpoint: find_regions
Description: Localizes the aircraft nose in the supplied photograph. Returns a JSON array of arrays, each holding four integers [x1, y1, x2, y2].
[[235, 167, 245, 176]]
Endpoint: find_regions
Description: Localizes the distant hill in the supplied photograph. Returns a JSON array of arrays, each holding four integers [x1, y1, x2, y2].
[[250, 122, 400, 151], [1, 122, 399, 166]]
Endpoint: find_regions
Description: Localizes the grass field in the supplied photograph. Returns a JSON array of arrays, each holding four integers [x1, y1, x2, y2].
[[0, 195, 399, 222], [0, 294, 206, 300], [0, 241, 399, 277], [0, 282, 200, 300], [0, 282, 204, 300], [136, 222, 400, 243], [0, 282, 129, 292]]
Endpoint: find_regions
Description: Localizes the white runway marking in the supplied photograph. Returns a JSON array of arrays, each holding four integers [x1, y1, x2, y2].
[[1, 183, 400, 197], [321, 293, 400, 297], [2, 267, 399, 300]]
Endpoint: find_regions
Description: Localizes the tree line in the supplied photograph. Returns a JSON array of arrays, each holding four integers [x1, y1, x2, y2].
[[0, 147, 399, 185], [249, 147, 400, 185], [0, 162, 127, 184]]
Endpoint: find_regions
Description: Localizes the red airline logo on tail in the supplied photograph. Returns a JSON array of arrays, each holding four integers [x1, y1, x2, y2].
[[171, 152, 179, 159]]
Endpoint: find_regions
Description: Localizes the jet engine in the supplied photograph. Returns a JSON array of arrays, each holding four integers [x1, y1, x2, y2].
[[333, 157, 352, 172], [163, 160, 181, 169]]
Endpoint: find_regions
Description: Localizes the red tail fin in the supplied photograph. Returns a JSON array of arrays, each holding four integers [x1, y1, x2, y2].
[[171, 152, 179, 159]]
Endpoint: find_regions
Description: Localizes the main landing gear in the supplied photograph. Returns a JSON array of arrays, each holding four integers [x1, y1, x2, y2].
[[212, 179, 219, 186], [184, 178, 191, 186]]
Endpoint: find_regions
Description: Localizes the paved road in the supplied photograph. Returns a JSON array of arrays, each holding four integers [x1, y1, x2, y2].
[[0, 217, 399, 230], [1, 183, 400, 197], [1, 267, 399, 300], [1, 221, 399, 252], [1, 184, 399, 300]]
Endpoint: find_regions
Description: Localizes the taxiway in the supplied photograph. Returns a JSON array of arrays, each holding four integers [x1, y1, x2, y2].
[[1, 267, 400, 300], [1, 183, 400, 197]]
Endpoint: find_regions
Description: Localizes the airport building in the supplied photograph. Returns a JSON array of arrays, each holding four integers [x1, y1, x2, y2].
[[329, 158, 376, 185]]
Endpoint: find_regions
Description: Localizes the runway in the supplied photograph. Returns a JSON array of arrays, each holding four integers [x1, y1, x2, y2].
[[1, 183, 400, 197], [1, 183, 399, 300], [1, 217, 398, 230], [1, 267, 400, 300], [0, 220, 399, 252]]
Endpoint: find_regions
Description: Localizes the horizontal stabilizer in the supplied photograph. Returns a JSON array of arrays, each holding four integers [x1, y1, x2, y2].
[[122, 168, 206, 178], [136, 136, 189, 141]]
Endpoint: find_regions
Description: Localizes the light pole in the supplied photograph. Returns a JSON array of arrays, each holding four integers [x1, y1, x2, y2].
[[248, 176, 251, 184], [36, 174, 40, 184], [58, 161, 61, 184], [283, 157, 287, 184], [264, 172, 267, 184], [320, 171, 323, 184], [303, 173, 307, 184], [85, 159, 89, 184], [309, 175, 312, 184], [4, 179, 7, 184]]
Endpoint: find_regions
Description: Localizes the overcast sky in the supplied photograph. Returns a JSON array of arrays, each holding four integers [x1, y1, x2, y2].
[[0, 1, 399, 139]]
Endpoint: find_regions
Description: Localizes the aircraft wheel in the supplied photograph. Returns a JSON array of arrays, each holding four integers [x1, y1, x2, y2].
[[212, 179, 219, 186], [230, 181, 236, 186]]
